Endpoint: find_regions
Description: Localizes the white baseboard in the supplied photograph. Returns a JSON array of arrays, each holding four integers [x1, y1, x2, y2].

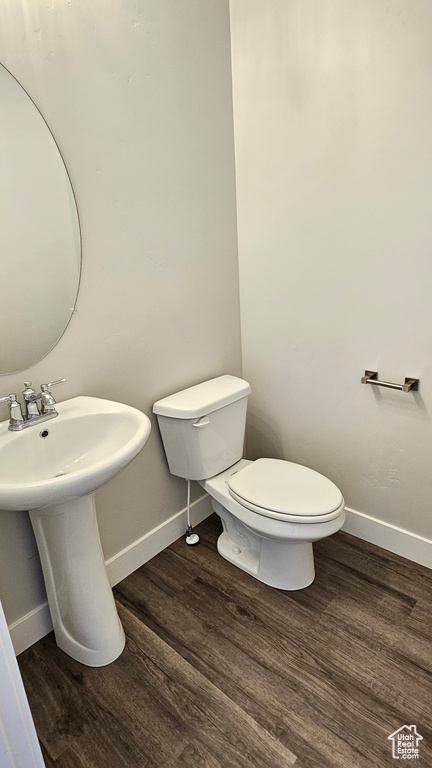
[[9, 493, 213, 657], [8, 603, 53, 660], [14, 497, 430, 656], [105, 493, 213, 587], [343, 506, 432, 570]]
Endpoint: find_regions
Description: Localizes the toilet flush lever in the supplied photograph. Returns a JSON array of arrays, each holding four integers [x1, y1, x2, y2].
[[192, 417, 210, 428]]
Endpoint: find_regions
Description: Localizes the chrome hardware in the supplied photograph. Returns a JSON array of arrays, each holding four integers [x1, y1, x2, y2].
[[361, 370, 419, 393], [0, 393, 25, 431], [40, 378, 66, 414], [23, 381, 41, 419], [0, 377, 66, 431], [45, 378, 67, 389]]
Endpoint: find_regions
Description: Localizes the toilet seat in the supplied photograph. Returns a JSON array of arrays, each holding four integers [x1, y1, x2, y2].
[[227, 458, 344, 523]]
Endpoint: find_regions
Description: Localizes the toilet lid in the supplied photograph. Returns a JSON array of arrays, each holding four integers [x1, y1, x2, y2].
[[227, 458, 343, 519]]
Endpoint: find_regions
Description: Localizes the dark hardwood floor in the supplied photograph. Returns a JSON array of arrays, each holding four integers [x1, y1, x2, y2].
[[18, 514, 432, 767]]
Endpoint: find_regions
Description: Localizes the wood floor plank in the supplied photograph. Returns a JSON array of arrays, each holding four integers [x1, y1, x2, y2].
[[324, 595, 432, 674], [168, 529, 264, 599], [115, 567, 379, 767], [18, 517, 432, 768], [138, 548, 198, 597], [20, 631, 184, 767], [406, 599, 432, 641], [315, 557, 416, 620], [172, 742, 225, 768], [117, 601, 297, 768], [233, 558, 432, 743], [39, 725, 159, 768], [40, 745, 57, 768], [18, 643, 89, 760], [31, 633, 188, 767], [175, 573, 413, 767], [316, 531, 432, 602], [235, 563, 428, 713]]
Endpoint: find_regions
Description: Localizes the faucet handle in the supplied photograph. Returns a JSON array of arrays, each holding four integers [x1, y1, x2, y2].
[[43, 378, 66, 390], [0, 393, 16, 404], [40, 378, 66, 413], [0, 394, 25, 430]]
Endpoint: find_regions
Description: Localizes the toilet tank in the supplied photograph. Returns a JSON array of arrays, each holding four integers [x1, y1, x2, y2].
[[153, 375, 251, 480]]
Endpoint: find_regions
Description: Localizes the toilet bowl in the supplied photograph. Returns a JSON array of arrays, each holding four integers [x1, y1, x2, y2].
[[200, 459, 345, 590], [153, 375, 345, 591]]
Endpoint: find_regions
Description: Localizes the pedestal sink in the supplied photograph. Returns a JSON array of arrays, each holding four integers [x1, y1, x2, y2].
[[0, 397, 151, 667]]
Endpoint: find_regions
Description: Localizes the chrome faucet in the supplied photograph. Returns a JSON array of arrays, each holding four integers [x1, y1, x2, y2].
[[0, 378, 66, 431]]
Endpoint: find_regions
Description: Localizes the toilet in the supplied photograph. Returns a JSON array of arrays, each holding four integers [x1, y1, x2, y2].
[[153, 375, 345, 590]]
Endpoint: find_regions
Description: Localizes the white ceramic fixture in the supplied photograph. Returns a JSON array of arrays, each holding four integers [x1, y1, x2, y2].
[[154, 375, 345, 590], [0, 396, 151, 667]]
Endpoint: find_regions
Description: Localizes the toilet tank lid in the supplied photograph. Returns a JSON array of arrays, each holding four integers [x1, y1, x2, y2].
[[153, 375, 251, 419]]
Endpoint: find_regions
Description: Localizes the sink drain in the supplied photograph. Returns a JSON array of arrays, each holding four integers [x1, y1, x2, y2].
[[39, 429, 49, 438]]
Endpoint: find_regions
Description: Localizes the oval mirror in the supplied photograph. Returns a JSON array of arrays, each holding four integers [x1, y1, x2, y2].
[[0, 64, 81, 375]]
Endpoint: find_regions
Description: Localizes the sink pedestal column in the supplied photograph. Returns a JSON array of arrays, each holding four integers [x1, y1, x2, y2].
[[29, 493, 125, 667]]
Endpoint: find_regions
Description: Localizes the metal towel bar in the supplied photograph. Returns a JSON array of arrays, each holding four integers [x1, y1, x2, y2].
[[361, 370, 419, 393]]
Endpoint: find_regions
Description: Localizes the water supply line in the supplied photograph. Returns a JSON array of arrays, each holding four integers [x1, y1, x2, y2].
[[185, 479, 200, 546]]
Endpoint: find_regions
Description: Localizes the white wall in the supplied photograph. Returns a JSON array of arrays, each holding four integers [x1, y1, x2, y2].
[[0, 0, 241, 633], [231, 0, 432, 558]]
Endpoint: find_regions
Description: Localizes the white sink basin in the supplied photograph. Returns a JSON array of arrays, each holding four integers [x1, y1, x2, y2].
[[0, 396, 151, 667], [0, 396, 151, 511]]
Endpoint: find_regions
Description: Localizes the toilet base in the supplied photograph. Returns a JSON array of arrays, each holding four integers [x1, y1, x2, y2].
[[217, 530, 315, 590], [213, 500, 315, 590]]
